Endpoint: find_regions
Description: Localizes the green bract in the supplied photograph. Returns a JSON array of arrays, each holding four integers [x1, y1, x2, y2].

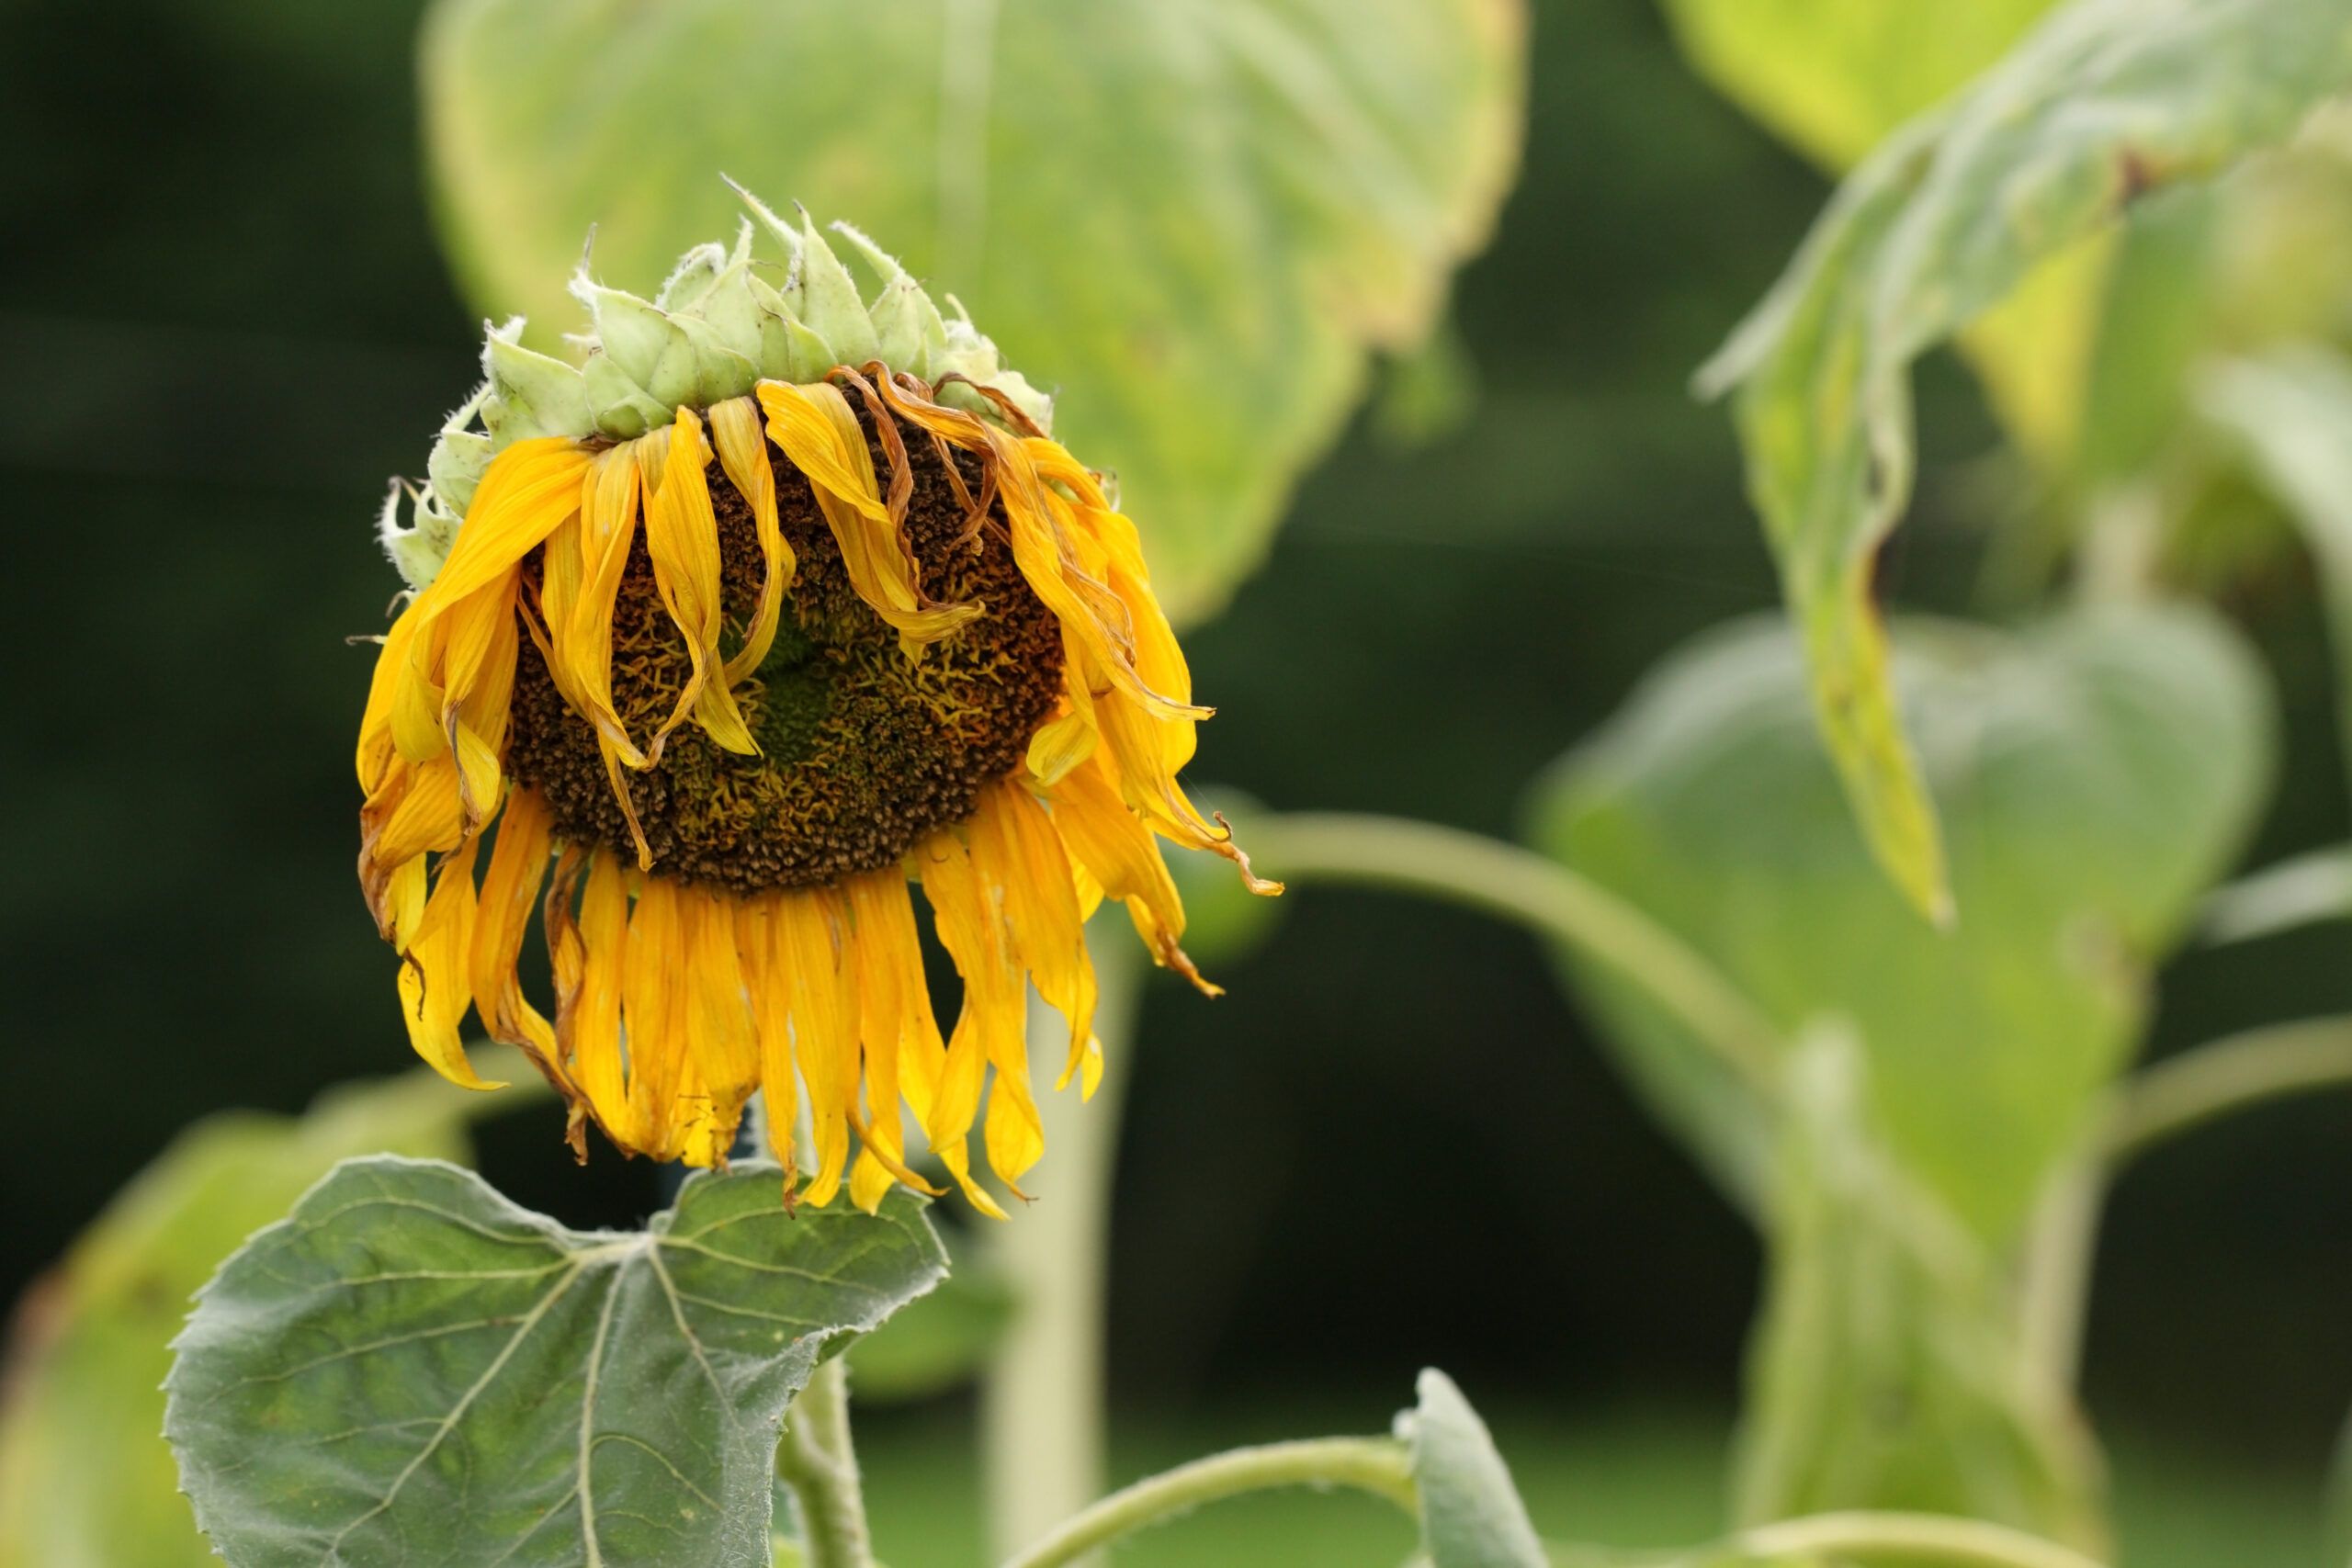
[[379, 191, 1051, 593], [1399, 1371, 1547, 1568]]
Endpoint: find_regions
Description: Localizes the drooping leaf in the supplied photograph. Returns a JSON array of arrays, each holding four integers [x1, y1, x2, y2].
[[1732, 1033, 2105, 1551], [165, 1157, 944, 1568], [1399, 1370, 1547, 1568], [0, 1075, 476, 1568], [421, 0, 1527, 625], [1699, 0, 2352, 919], [1656, 0, 2113, 470], [1528, 606, 2271, 1238]]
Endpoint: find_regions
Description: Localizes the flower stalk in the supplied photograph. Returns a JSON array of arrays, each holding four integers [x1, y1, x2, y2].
[[982, 930, 1141, 1561], [1244, 812, 1785, 1092], [776, 1357, 874, 1568]]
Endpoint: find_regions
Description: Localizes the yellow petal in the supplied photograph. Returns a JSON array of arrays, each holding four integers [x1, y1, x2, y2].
[[620, 874, 691, 1158], [711, 394, 797, 683], [917, 827, 1038, 1190], [548, 845, 629, 1151], [641, 408, 759, 758], [781, 887, 856, 1206], [756, 379, 978, 648], [845, 868, 948, 1212], [417, 438, 593, 611], [397, 839, 503, 1091], [680, 883, 760, 1131], [973, 780, 1098, 1092], [739, 892, 803, 1182], [554, 444, 650, 771], [468, 787, 560, 1070], [357, 598, 424, 791]]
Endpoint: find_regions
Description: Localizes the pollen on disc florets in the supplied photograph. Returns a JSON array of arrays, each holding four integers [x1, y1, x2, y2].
[[505, 394, 1066, 893]]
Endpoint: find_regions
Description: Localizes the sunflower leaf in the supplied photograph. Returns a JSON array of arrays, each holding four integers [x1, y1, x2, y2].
[[1700, 0, 2352, 921], [419, 0, 1526, 626], [1529, 606, 2272, 1239], [164, 1157, 945, 1568]]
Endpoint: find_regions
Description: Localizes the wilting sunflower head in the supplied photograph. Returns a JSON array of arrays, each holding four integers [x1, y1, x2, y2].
[[356, 187, 1276, 1215]]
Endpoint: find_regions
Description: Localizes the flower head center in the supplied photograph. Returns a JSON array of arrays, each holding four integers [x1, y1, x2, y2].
[[504, 401, 1065, 893]]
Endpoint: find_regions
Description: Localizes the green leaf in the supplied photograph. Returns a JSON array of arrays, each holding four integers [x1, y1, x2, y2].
[[1658, 0, 2120, 476], [164, 1157, 945, 1568], [0, 1074, 475, 1568], [420, 0, 1527, 625], [1699, 0, 2352, 919], [1731, 1032, 2105, 1550], [1399, 1369, 1546, 1568], [1528, 605, 2271, 1237]]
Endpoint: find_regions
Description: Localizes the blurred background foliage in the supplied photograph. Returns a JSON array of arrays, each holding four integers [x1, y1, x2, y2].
[[6, 0, 2352, 1563]]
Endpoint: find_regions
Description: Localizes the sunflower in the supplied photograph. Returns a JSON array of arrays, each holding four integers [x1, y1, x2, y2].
[[356, 189, 1275, 1215]]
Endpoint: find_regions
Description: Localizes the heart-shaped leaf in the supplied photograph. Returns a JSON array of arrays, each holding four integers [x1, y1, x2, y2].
[[165, 1157, 944, 1568], [1529, 605, 2271, 1238], [421, 0, 1527, 625]]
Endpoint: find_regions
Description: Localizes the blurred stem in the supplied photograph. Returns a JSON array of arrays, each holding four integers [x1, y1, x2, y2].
[[2017, 1151, 2103, 1395], [997, 1437, 1418, 1568], [981, 930, 1141, 1563], [2016, 1016, 2352, 1416], [1245, 812, 1785, 1093], [1722, 1511, 2109, 1568], [2104, 1015, 2352, 1168], [776, 1357, 872, 1568]]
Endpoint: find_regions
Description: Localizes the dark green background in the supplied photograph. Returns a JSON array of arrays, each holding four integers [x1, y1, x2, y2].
[[4, 0, 2348, 1493]]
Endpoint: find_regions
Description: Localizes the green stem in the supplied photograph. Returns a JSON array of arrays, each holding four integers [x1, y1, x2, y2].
[[1722, 1511, 2109, 1568], [1246, 812, 1785, 1093], [2016, 1151, 2103, 1395], [2104, 1015, 2352, 1167], [776, 1356, 873, 1568], [980, 931, 1142, 1562], [997, 1438, 1418, 1568]]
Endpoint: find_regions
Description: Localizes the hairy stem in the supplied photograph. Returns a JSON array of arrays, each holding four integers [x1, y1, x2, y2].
[[1245, 812, 1784, 1092], [997, 1437, 1419, 1568], [2104, 1015, 2352, 1167], [776, 1357, 872, 1568], [1724, 1510, 2109, 1568], [981, 931, 1142, 1562]]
